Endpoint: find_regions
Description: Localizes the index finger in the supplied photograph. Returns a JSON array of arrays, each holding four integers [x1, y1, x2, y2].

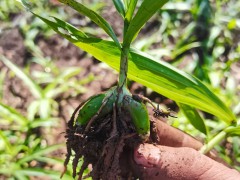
[[151, 116, 202, 150]]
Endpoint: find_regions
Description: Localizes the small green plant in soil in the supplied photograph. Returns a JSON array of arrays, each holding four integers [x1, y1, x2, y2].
[[23, 0, 239, 179], [0, 54, 93, 179]]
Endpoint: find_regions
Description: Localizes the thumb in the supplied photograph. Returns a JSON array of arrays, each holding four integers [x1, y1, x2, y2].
[[134, 144, 240, 180]]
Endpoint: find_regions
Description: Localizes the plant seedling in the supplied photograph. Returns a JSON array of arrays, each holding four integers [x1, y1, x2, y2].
[[23, 0, 238, 179]]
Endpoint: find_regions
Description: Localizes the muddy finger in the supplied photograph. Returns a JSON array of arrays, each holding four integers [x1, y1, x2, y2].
[[134, 144, 240, 180]]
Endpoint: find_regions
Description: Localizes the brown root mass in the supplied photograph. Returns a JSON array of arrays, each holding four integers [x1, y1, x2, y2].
[[62, 102, 152, 180]]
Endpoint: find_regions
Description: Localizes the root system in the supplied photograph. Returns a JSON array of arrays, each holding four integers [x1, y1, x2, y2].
[[61, 101, 153, 179]]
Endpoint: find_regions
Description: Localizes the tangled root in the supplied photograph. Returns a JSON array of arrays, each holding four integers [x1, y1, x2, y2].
[[61, 102, 144, 179]]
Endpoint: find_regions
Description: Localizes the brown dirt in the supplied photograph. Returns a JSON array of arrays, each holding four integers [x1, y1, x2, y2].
[[59, 91, 179, 180], [61, 97, 144, 179]]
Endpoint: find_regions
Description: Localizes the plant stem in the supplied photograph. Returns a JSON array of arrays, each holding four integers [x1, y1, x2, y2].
[[199, 130, 226, 154], [117, 46, 129, 91], [117, 18, 131, 92]]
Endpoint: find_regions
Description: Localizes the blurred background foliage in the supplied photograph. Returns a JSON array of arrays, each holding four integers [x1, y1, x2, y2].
[[0, 0, 239, 179]]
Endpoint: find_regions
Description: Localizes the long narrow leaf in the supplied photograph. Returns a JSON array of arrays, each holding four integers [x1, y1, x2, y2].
[[15, 168, 73, 180], [124, 0, 169, 46], [0, 130, 13, 154], [18, 144, 63, 164], [112, 0, 126, 17], [59, 0, 121, 49], [43, 67, 81, 97], [35, 15, 236, 124], [0, 55, 43, 99], [179, 103, 208, 135], [225, 126, 240, 136], [53, 17, 88, 38], [125, 0, 138, 22], [77, 42, 236, 124], [0, 102, 28, 125]]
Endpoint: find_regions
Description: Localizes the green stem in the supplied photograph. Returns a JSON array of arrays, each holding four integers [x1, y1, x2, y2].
[[117, 46, 129, 91], [199, 130, 227, 154], [117, 18, 131, 92]]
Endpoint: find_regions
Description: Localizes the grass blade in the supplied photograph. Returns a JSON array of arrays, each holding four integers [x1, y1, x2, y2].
[[0, 102, 28, 125], [0, 130, 13, 154], [125, 0, 138, 22], [124, 0, 169, 46], [59, 0, 121, 49], [52, 17, 88, 38], [18, 144, 63, 164], [0, 55, 43, 99], [43, 67, 81, 98], [15, 168, 73, 180], [225, 126, 240, 136], [179, 103, 208, 136], [112, 0, 126, 17]]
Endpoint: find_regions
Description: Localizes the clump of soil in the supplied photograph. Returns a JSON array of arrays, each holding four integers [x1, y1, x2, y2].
[[62, 99, 157, 180]]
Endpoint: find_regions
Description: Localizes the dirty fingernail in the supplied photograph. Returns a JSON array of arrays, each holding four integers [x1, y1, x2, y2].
[[134, 144, 161, 168]]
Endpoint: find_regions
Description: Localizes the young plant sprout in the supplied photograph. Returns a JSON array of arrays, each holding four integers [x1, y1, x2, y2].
[[54, 1, 169, 179], [27, 0, 238, 179]]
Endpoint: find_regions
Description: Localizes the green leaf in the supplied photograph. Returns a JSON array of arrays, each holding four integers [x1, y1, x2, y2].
[[18, 144, 63, 164], [225, 126, 240, 136], [0, 130, 13, 154], [112, 0, 126, 17], [39, 99, 51, 119], [58, 0, 121, 49], [179, 103, 208, 135], [0, 102, 28, 125], [35, 14, 236, 124], [27, 101, 40, 120], [72, 39, 235, 124], [15, 168, 73, 180], [29, 118, 57, 128], [125, 0, 138, 22], [172, 42, 201, 59], [0, 55, 43, 99], [124, 0, 169, 46], [43, 67, 81, 98], [52, 16, 88, 38], [32, 13, 87, 41]]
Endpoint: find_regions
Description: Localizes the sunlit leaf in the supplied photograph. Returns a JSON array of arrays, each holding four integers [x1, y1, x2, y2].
[[18, 144, 63, 164], [172, 42, 201, 59], [27, 101, 40, 120], [179, 103, 208, 135], [125, 0, 137, 22], [0, 55, 43, 99], [15, 168, 73, 180], [34, 14, 236, 125], [124, 0, 169, 46], [39, 99, 51, 119], [112, 0, 126, 17], [58, 0, 121, 49], [43, 67, 81, 97], [29, 118, 57, 128], [0, 102, 28, 125], [0, 130, 13, 154], [225, 126, 240, 136]]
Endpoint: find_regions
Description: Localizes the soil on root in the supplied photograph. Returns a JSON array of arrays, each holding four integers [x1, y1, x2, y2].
[[62, 101, 158, 180]]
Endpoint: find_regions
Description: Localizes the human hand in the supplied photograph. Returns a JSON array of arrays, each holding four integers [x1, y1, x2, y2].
[[133, 119, 240, 180]]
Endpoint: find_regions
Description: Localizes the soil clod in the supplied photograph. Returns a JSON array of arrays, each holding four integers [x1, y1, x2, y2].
[[62, 99, 156, 179]]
